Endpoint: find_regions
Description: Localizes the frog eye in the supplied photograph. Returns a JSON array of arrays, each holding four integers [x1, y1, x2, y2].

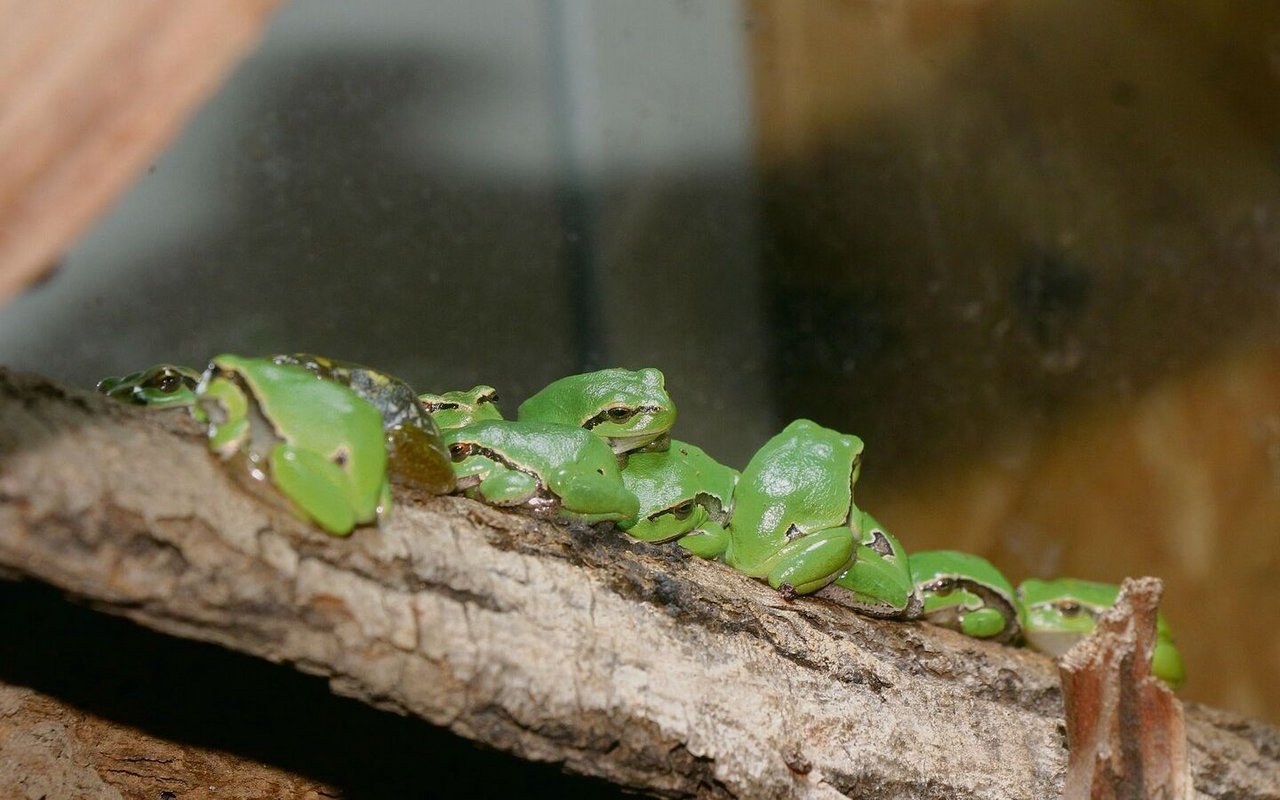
[[1055, 600, 1084, 617], [481, 391, 499, 403], [606, 406, 635, 422], [672, 500, 696, 520], [448, 443, 471, 461], [932, 578, 956, 596]]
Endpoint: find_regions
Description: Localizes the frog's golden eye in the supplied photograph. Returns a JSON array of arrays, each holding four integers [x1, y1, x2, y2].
[[448, 443, 470, 461], [672, 500, 696, 520], [606, 406, 635, 422], [1055, 600, 1083, 617], [932, 578, 956, 596]]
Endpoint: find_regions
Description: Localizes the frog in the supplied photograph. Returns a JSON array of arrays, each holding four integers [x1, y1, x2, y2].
[[97, 364, 203, 411], [419, 385, 504, 430], [516, 368, 676, 456], [444, 419, 640, 524], [1018, 577, 1186, 688], [908, 550, 1023, 644], [617, 439, 738, 557], [271, 354, 454, 495], [721, 419, 862, 596], [816, 509, 922, 619], [197, 354, 391, 536]]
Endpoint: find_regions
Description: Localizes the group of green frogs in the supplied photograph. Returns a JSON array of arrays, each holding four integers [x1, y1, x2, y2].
[[98, 355, 1185, 688]]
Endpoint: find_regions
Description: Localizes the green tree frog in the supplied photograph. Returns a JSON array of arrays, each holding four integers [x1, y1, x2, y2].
[[516, 368, 676, 456], [197, 355, 391, 536], [272, 354, 454, 495], [444, 419, 639, 524], [909, 550, 1023, 643], [617, 439, 738, 556], [817, 510, 922, 618], [98, 365, 202, 410], [722, 419, 861, 596], [1018, 578, 1186, 688], [419, 385, 504, 429]]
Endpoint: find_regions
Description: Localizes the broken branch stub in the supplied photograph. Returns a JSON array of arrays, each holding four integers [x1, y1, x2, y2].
[[1059, 576, 1192, 800]]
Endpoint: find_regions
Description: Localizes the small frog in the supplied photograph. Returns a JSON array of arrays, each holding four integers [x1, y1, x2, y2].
[[516, 368, 676, 456], [816, 510, 922, 619], [419, 385, 504, 430], [722, 419, 861, 596], [444, 419, 639, 524], [272, 354, 454, 495], [98, 365, 202, 410], [618, 439, 738, 556], [1018, 578, 1186, 688], [197, 355, 391, 536], [909, 550, 1023, 644]]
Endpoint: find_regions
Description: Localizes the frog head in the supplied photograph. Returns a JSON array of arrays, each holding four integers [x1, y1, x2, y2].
[[420, 385, 504, 430], [1018, 578, 1186, 688], [98, 364, 201, 409], [619, 440, 738, 545], [910, 550, 1023, 644], [517, 368, 676, 455]]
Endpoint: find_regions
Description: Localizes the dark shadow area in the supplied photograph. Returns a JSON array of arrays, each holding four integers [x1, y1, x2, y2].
[[0, 579, 626, 798]]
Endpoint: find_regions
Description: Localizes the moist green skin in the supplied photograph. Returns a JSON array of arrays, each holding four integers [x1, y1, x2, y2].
[[817, 510, 922, 619], [272, 353, 454, 495], [618, 439, 738, 553], [1018, 577, 1186, 689], [444, 419, 639, 524], [723, 419, 862, 595], [419, 385, 504, 430], [198, 355, 391, 536], [97, 364, 203, 411], [909, 550, 1022, 644], [516, 368, 677, 455]]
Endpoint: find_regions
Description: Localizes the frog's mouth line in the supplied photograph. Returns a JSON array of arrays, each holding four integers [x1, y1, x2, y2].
[[451, 442, 558, 508]]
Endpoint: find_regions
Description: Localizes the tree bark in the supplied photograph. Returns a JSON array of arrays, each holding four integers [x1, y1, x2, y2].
[[1, 368, 1277, 799]]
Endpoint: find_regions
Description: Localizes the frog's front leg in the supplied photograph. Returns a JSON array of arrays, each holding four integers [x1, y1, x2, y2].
[[958, 607, 1010, 639], [474, 469, 541, 506], [547, 466, 639, 523], [765, 527, 855, 595], [678, 519, 730, 560], [270, 444, 360, 535]]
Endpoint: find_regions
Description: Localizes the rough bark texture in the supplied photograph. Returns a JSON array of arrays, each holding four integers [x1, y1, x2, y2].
[[1, 368, 1278, 799], [1060, 578, 1192, 800]]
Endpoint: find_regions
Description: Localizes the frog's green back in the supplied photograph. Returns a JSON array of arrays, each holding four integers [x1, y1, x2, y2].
[[221, 356, 388, 511], [732, 420, 862, 538]]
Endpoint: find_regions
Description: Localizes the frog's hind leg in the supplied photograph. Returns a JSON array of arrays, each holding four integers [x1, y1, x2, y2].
[[270, 444, 359, 535], [766, 526, 856, 596]]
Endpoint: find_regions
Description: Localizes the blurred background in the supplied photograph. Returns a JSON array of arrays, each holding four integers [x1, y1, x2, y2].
[[2, 0, 1278, 730]]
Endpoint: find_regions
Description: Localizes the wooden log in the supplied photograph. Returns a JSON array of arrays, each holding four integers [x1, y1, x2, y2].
[[0, 368, 1277, 798], [0, 0, 282, 303]]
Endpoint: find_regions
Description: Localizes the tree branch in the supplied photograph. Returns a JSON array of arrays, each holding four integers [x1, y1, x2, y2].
[[1, 368, 1277, 798]]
